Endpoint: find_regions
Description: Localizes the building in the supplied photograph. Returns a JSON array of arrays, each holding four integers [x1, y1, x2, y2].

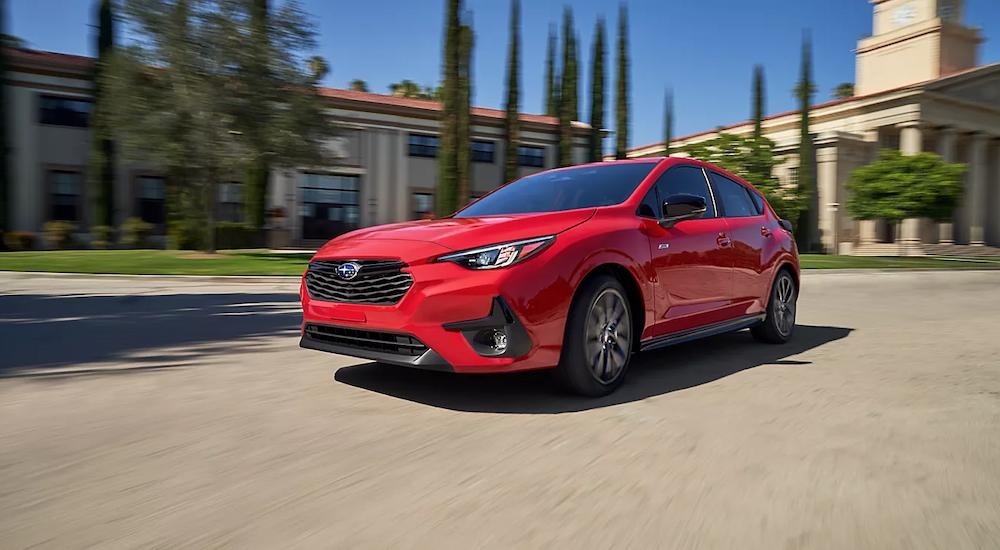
[[629, 0, 1000, 255], [3, 48, 590, 247]]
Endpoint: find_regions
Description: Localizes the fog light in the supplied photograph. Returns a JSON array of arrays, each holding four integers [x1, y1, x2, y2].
[[475, 328, 508, 354]]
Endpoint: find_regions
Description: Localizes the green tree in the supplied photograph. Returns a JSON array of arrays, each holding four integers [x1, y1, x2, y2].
[[558, 7, 578, 167], [833, 82, 854, 100], [794, 31, 819, 251], [436, 0, 461, 216], [456, 19, 473, 207], [307, 55, 329, 81], [89, 0, 116, 230], [662, 87, 673, 157], [502, 0, 520, 183], [588, 17, 606, 163], [682, 133, 803, 222], [389, 79, 437, 99], [348, 79, 369, 92], [1, 32, 24, 49], [109, 0, 334, 250], [751, 64, 765, 140], [544, 25, 557, 117], [0, 0, 9, 234], [614, 2, 630, 159], [847, 149, 964, 224]]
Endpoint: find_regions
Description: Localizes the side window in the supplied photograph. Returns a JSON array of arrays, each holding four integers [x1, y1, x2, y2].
[[654, 165, 716, 219], [709, 172, 758, 218], [748, 191, 765, 215], [637, 186, 659, 218]]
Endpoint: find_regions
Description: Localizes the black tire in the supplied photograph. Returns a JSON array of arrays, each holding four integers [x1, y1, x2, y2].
[[554, 275, 633, 397], [751, 269, 797, 344]]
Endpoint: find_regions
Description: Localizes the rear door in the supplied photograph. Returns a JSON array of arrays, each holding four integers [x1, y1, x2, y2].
[[639, 165, 734, 337], [707, 171, 769, 315]]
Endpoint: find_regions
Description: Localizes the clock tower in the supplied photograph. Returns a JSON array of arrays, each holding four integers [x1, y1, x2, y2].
[[855, 0, 982, 95]]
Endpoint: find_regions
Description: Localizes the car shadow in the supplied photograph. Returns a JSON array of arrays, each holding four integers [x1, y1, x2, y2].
[[334, 324, 853, 413], [0, 292, 301, 375]]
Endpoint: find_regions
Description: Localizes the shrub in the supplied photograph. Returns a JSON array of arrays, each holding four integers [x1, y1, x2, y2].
[[43, 221, 78, 250], [120, 217, 154, 249], [91, 225, 113, 249], [3, 231, 37, 251], [216, 222, 263, 250], [168, 218, 204, 250]]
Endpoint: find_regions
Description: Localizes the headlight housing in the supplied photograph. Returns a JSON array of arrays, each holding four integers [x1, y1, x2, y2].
[[437, 236, 555, 270]]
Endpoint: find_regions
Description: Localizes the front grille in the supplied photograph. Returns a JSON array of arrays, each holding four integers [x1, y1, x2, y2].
[[305, 259, 413, 305], [304, 324, 428, 357]]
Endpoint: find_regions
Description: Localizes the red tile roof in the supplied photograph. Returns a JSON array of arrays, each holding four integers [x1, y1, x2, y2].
[[4, 47, 570, 127]]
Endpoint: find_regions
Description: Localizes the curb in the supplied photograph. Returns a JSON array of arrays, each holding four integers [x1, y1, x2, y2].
[[0, 271, 300, 284]]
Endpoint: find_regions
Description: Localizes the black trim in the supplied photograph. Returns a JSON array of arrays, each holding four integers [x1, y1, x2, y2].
[[300, 331, 452, 372], [442, 296, 533, 358], [640, 313, 766, 352]]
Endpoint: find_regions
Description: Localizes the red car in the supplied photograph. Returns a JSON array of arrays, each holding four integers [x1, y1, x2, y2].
[[300, 158, 799, 396]]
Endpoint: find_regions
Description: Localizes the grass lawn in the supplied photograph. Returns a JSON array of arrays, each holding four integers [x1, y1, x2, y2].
[[0, 250, 999, 276], [0, 250, 312, 276]]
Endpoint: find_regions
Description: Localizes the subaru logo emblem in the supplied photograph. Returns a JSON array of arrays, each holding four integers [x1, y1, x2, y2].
[[336, 262, 361, 280]]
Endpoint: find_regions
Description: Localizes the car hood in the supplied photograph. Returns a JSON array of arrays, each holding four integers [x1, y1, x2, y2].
[[318, 209, 595, 257]]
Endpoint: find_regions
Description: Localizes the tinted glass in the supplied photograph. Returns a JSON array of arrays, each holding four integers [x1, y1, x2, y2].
[[710, 172, 758, 218], [456, 163, 656, 217], [655, 165, 716, 219], [749, 190, 765, 215]]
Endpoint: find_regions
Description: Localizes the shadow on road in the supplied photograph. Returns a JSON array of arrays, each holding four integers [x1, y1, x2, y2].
[[0, 293, 301, 375], [334, 325, 853, 413]]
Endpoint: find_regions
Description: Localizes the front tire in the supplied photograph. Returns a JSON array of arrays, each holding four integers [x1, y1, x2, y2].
[[555, 275, 633, 397], [751, 269, 797, 344]]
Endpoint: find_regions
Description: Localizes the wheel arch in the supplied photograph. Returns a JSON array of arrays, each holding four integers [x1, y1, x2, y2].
[[571, 263, 647, 353]]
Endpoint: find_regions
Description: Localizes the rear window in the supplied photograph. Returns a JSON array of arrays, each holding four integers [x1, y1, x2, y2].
[[455, 163, 656, 217]]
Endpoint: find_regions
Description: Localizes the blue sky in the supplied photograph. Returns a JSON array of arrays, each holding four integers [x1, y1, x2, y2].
[[9, 0, 1000, 151]]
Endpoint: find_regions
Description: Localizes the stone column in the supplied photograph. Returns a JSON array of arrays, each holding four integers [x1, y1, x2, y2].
[[860, 220, 878, 245], [898, 123, 924, 253], [968, 133, 988, 246], [936, 128, 958, 244]]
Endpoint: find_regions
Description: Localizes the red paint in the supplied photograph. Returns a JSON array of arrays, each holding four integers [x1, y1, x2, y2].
[[301, 158, 799, 373]]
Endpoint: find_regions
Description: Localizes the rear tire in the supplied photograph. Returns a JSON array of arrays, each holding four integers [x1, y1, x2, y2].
[[751, 269, 797, 344], [554, 275, 633, 397]]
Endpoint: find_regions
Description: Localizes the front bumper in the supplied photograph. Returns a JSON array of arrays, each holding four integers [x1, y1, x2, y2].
[[299, 260, 565, 373]]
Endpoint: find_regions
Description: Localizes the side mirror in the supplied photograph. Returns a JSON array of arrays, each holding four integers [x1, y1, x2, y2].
[[779, 219, 794, 233], [660, 193, 707, 228]]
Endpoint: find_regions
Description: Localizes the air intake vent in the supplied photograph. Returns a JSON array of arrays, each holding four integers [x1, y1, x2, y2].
[[304, 324, 428, 357]]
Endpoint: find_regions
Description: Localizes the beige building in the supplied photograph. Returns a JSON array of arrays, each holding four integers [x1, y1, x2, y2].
[[3, 48, 589, 246], [630, 0, 1000, 255]]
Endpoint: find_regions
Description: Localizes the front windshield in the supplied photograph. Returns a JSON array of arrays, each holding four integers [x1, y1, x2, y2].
[[455, 162, 657, 218]]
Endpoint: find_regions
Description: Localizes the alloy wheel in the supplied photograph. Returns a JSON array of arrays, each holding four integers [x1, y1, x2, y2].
[[585, 289, 631, 383], [773, 274, 796, 337]]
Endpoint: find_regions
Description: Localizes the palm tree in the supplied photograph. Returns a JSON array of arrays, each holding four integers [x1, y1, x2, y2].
[[348, 79, 369, 92], [308, 55, 329, 81], [833, 82, 854, 100]]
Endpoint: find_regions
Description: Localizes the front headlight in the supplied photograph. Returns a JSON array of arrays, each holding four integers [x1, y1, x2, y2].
[[437, 236, 555, 270]]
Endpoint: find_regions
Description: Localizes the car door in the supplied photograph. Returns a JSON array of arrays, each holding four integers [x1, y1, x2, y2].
[[638, 164, 734, 337], [707, 171, 769, 316]]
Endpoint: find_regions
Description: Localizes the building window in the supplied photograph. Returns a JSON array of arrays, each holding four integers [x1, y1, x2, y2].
[[788, 167, 799, 187], [412, 192, 434, 220], [136, 176, 166, 226], [517, 145, 545, 167], [217, 182, 244, 223], [408, 134, 440, 158], [39, 95, 92, 127], [300, 173, 361, 240], [49, 170, 83, 222], [472, 140, 496, 163]]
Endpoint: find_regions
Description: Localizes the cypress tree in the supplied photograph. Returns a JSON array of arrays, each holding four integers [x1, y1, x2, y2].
[[795, 31, 819, 251], [752, 64, 765, 140], [0, 0, 8, 234], [437, 0, 461, 216], [456, 18, 473, 206], [244, 0, 270, 230], [544, 25, 557, 117], [663, 87, 673, 157], [558, 8, 577, 166], [502, 0, 520, 183], [614, 2, 630, 159], [89, 0, 115, 229], [588, 17, 606, 163]]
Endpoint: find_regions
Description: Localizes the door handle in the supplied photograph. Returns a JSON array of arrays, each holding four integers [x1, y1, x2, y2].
[[716, 233, 732, 248], [761, 226, 772, 238]]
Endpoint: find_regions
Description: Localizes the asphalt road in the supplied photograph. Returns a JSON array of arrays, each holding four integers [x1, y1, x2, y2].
[[1, 270, 999, 549]]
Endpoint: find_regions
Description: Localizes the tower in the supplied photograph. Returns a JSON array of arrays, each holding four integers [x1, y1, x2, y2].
[[855, 0, 982, 95]]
